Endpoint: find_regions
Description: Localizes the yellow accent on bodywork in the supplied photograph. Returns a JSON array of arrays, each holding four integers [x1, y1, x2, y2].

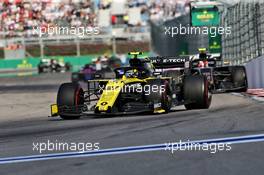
[[96, 79, 125, 112], [154, 109, 166, 114], [94, 75, 171, 113], [95, 76, 145, 112], [51, 104, 59, 116]]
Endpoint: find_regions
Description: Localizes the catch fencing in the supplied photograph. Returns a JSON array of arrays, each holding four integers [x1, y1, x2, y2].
[[221, 1, 264, 64], [221, 1, 264, 87]]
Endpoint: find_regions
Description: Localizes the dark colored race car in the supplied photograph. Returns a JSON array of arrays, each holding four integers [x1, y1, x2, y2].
[[71, 64, 97, 82], [51, 52, 212, 119], [190, 49, 248, 93], [38, 59, 72, 73], [71, 56, 122, 82]]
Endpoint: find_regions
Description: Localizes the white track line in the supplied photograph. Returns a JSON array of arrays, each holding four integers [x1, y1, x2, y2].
[[1, 133, 264, 165]]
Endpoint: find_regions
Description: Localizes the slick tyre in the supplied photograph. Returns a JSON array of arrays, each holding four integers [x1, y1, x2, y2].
[[57, 83, 84, 119], [184, 75, 212, 110], [231, 66, 248, 92]]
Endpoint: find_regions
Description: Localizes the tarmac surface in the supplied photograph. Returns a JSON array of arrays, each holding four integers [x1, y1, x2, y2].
[[0, 73, 264, 175]]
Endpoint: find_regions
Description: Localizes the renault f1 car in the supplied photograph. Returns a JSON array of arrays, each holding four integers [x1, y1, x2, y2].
[[51, 52, 212, 119], [190, 49, 248, 93]]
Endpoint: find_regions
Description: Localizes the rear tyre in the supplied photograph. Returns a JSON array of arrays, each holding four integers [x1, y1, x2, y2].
[[184, 75, 212, 110], [231, 66, 248, 92], [57, 83, 84, 119]]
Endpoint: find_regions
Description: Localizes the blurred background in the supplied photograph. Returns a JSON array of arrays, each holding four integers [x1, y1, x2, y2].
[[0, 0, 190, 76], [0, 0, 264, 88]]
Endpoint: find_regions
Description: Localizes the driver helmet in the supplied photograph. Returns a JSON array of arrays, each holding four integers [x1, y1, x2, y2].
[[198, 48, 207, 60]]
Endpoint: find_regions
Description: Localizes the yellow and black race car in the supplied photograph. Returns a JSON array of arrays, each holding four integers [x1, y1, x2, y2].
[[51, 52, 212, 119]]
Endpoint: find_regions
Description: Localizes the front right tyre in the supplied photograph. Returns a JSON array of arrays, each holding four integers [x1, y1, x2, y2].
[[57, 83, 84, 119]]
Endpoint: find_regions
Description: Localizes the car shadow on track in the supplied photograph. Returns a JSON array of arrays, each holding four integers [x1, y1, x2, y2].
[[48, 109, 188, 122]]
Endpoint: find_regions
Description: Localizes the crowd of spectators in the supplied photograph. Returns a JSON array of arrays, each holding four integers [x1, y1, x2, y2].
[[97, 0, 112, 9], [146, 0, 190, 21], [127, 0, 190, 29], [0, 0, 190, 37], [126, 0, 190, 21], [98, 0, 189, 25], [0, 0, 96, 37]]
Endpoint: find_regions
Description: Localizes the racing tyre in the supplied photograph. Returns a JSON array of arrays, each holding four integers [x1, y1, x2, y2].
[[146, 79, 172, 113], [184, 75, 212, 110], [230, 66, 248, 92], [57, 83, 84, 119]]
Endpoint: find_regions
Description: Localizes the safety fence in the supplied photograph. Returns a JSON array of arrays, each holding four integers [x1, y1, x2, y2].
[[221, 1, 264, 65]]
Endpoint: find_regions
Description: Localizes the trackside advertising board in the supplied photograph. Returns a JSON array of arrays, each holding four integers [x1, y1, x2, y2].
[[191, 4, 221, 54], [209, 33, 221, 53], [191, 7, 220, 27], [0, 56, 96, 71]]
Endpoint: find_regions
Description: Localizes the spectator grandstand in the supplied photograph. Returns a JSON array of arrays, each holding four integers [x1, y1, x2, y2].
[[0, 0, 96, 37], [0, 0, 190, 37], [147, 0, 190, 21], [0, 0, 190, 58]]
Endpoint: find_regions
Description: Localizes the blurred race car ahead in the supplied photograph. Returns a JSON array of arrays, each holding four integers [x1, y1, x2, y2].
[[71, 56, 122, 82], [190, 48, 248, 93], [51, 52, 212, 119], [38, 58, 72, 73], [71, 64, 97, 82]]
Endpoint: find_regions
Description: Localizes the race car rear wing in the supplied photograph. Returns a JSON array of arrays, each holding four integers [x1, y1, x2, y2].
[[148, 56, 190, 69]]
